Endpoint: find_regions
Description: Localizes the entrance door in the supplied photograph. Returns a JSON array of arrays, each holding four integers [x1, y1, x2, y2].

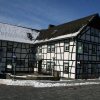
[[82, 64, 88, 79], [38, 60, 42, 74], [91, 64, 98, 78]]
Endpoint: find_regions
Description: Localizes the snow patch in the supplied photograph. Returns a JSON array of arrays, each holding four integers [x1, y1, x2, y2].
[[0, 79, 100, 88]]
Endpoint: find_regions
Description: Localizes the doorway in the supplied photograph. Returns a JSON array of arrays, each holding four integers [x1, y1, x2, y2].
[[38, 60, 42, 74]]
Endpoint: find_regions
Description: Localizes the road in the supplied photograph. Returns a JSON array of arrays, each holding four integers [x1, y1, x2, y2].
[[0, 84, 100, 100]]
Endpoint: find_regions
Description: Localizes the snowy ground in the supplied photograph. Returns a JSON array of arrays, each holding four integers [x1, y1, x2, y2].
[[0, 79, 100, 87]]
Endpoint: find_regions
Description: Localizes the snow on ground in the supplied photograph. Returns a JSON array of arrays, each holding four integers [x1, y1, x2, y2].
[[0, 79, 100, 88]]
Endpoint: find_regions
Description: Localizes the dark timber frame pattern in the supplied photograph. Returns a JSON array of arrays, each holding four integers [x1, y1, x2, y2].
[[0, 40, 35, 74], [1, 13, 100, 79]]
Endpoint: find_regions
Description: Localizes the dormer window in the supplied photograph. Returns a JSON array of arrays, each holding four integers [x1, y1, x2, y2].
[[27, 33, 33, 40]]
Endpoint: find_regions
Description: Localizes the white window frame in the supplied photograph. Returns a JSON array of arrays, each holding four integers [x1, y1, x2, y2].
[[47, 44, 55, 53], [64, 62, 69, 74], [64, 43, 69, 52]]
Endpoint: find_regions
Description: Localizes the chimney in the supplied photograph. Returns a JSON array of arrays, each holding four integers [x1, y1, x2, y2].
[[48, 24, 55, 29]]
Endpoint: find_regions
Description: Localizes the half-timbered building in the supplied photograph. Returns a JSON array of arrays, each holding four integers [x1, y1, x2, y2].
[[35, 14, 100, 79], [0, 14, 100, 79], [0, 22, 39, 76]]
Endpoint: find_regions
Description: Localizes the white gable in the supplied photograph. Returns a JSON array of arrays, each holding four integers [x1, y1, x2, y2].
[[0, 23, 39, 44]]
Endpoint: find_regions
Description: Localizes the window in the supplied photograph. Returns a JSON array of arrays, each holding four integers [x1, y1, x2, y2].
[[47, 45, 51, 53], [83, 44, 88, 53], [47, 62, 54, 71], [16, 60, 25, 66], [0, 48, 3, 57], [64, 63, 69, 73], [51, 45, 55, 52], [39, 46, 42, 53], [47, 44, 55, 53], [92, 45, 97, 54], [64, 41, 69, 52], [83, 64, 88, 74], [91, 28, 98, 37], [7, 59, 12, 65], [91, 64, 97, 74], [7, 45, 13, 53], [47, 62, 51, 71], [28, 60, 35, 67], [78, 42, 83, 53], [27, 33, 33, 40], [31, 47, 37, 53]]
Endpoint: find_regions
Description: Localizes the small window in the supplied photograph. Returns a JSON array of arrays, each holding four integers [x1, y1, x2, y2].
[[16, 60, 25, 66], [47, 44, 55, 53], [91, 28, 98, 37], [92, 45, 97, 54], [47, 62, 51, 71], [47, 45, 51, 53], [91, 64, 97, 74], [7, 59, 12, 65], [47, 62, 54, 71], [39, 46, 42, 53], [28, 60, 35, 68], [0, 48, 3, 56], [51, 45, 55, 52], [27, 33, 33, 40], [64, 63, 69, 73], [7, 45, 13, 53], [83, 64, 88, 74], [64, 42, 69, 52], [83, 44, 88, 53], [31, 47, 37, 53], [78, 42, 83, 53]]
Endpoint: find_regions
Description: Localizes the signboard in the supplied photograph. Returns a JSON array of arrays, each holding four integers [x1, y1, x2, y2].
[[7, 64, 12, 69]]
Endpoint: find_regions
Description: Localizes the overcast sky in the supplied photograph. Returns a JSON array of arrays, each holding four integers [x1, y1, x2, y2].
[[0, 0, 99, 29]]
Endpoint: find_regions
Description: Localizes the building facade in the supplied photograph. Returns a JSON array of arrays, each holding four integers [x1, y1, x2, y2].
[[35, 14, 100, 79], [0, 22, 39, 75]]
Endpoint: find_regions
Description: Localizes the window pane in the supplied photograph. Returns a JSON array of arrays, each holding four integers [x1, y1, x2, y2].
[[83, 44, 88, 53], [92, 45, 97, 54], [64, 63, 69, 73], [47, 45, 51, 53], [39, 46, 42, 53], [47, 62, 51, 71], [78, 42, 83, 53], [51, 45, 55, 53], [64, 43, 69, 52]]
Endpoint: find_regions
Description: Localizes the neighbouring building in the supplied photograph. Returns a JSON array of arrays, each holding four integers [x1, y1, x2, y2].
[[0, 22, 39, 75], [35, 14, 100, 79]]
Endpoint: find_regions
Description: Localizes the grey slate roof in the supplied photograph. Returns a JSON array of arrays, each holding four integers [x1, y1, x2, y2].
[[36, 14, 100, 40]]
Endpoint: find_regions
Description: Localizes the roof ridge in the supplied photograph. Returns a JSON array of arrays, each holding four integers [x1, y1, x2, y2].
[[37, 13, 100, 41], [0, 21, 39, 32], [51, 13, 99, 29]]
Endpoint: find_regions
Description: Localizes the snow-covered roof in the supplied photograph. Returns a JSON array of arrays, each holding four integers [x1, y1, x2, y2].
[[34, 25, 86, 44], [0, 22, 39, 44]]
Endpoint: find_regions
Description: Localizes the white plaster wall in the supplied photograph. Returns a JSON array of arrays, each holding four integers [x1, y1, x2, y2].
[[37, 40, 76, 79]]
